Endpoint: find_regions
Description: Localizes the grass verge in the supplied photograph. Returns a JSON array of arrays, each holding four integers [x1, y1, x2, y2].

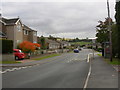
[[105, 58, 120, 65], [33, 53, 61, 60], [97, 53, 102, 56], [0, 61, 21, 64]]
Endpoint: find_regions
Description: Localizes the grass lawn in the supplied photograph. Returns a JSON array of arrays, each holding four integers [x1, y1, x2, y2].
[[33, 53, 61, 60], [97, 53, 102, 56], [0, 61, 21, 64], [105, 58, 120, 65], [70, 41, 92, 46]]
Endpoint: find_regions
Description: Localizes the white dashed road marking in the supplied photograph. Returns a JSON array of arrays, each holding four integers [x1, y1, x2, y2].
[[0, 65, 34, 74], [6, 69, 15, 72]]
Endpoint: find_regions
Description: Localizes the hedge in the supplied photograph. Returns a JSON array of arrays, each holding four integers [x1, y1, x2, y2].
[[0, 39, 13, 54]]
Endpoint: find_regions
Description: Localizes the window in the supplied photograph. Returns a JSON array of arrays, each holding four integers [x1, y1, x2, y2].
[[34, 32, 37, 36], [17, 23, 21, 31], [24, 30, 29, 35]]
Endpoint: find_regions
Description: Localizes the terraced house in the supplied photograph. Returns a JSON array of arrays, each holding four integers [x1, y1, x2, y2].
[[0, 17, 37, 48]]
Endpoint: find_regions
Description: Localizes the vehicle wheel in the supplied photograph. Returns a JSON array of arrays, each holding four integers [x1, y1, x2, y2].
[[15, 56, 19, 60]]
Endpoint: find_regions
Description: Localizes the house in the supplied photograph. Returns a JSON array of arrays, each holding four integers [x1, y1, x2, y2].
[[1, 17, 23, 48], [37, 36, 60, 50], [61, 41, 71, 48], [46, 38, 60, 50], [0, 17, 38, 48], [23, 24, 37, 43], [56, 41, 71, 49]]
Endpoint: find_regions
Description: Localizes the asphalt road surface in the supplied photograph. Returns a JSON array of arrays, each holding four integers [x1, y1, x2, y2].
[[2, 49, 93, 88]]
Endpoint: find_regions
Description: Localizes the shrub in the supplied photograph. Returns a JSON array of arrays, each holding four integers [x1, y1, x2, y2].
[[18, 41, 40, 53], [0, 39, 13, 54], [33, 43, 41, 50], [97, 48, 102, 52]]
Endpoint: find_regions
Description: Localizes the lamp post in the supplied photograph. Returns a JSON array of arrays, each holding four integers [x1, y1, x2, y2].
[[107, 0, 112, 62]]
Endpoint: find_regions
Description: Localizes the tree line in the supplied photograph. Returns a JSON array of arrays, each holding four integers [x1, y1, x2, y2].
[[96, 1, 120, 59], [68, 38, 92, 42]]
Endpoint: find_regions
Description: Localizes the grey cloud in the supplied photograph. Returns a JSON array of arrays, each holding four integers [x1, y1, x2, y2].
[[2, 1, 115, 38]]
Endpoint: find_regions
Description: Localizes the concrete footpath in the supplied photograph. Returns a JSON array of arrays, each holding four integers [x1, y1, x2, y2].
[[87, 55, 119, 88]]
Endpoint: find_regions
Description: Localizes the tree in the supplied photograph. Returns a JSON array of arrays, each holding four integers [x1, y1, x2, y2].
[[96, 18, 111, 44], [96, 17, 119, 58], [40, 36, 46, 50], [48, 35, 56, 40], [62, 37, 65, 41], [33, 43, 41, 50], [96, 18, 113, 57], [115, 1, 120, 25], [115, 1, 120, 58], [111, 24, 118, 57], [19, 41, 40, 53], [96, 28, 109, 43]]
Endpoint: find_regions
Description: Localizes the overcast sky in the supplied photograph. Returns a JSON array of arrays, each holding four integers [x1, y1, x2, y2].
[[1, 0, 116, 39]]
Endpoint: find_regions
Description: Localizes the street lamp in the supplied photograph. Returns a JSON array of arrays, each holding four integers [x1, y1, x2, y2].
[[107, 0, 112, 62]]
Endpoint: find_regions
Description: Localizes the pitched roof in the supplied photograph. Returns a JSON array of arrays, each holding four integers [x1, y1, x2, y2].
[[23, 24, 32, 31], [23, 24, 37, 32], [2, 17, 19, 25], [56, 41, 69, 44], [46, 39, 60, 44]]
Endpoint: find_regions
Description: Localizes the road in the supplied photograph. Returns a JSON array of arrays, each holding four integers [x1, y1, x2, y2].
[[2, 49, 93, 88]]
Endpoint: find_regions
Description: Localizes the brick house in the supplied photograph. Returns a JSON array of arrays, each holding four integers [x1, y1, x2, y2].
[[23, 24, 37, 43]]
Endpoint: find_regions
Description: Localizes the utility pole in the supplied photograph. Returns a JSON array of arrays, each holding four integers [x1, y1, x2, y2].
[[107, 0, 112, 62]]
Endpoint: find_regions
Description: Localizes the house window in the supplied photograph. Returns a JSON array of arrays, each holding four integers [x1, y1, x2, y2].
[[24, 30, 29, 35], [17, 23, 21, 31], [34, 32, 37, 36]]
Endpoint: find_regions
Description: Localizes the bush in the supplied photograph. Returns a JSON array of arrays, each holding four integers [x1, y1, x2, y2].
[[18, 41, 40, 53], [97, 48, 102, 52], [0, 39, 13, 54]]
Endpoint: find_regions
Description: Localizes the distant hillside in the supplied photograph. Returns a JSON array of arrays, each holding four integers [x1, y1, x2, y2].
[[70, 41, 92, 46]]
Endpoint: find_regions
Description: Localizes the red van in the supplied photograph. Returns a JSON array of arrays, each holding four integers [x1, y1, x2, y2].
[[13, 49, 25, 60]]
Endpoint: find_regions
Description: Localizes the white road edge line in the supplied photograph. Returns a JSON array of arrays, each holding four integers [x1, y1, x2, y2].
[[6, 69, 14, 72], [0, 71, 3, 74], [87, 53, 93, 63], [83, 53, 92, 90], [87, 54, 89, 63], [1, 71, 7, 74], [21, 67, 27, 69]]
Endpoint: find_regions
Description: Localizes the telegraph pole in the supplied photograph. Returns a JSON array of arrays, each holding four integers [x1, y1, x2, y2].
[[107, 0, 112, 62]]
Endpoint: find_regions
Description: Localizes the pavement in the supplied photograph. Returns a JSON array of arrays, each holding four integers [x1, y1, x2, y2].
[[1, 49, 119, 88], [87, 54, 119, 88]]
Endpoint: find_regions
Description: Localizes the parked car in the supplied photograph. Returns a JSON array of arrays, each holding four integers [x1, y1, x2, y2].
[[74, 49, 79, 53], [13, 49, 25, 60]]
